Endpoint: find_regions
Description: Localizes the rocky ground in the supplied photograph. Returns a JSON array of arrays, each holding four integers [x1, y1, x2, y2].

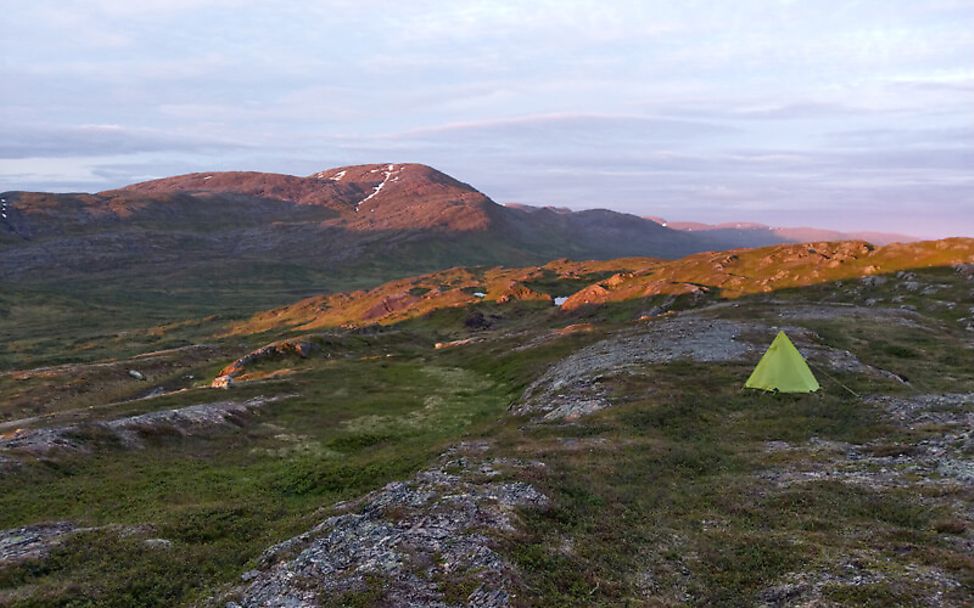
[[756, 393, 974, 606], [762, 393, 974, 491], [199, 299, 972, 606], [0, 522, 81, 566], [0, 343, 229, 424], [512, 307, 908, 421], [212, 442, 547, 608]]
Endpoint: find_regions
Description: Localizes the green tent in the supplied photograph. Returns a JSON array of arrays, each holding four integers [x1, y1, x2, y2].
[[745, 331, 820, 393]]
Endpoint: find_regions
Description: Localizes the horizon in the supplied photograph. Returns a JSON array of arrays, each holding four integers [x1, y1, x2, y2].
[[2, 1, 972, 239]]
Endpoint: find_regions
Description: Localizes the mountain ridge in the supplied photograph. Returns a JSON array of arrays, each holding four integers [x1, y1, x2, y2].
[[0, 163, 702, 289], [644, 216, 917, 247]]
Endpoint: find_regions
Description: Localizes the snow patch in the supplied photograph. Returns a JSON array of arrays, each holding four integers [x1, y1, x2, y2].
[[356, 164, 400, 210], [202, 175, 213, 181], [473, 292, 486, 298], [330, 170, 346, 181], [554, 297, 569, 306]]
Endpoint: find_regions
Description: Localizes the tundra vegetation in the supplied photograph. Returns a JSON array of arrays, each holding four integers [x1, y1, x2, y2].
[[1, 239, 972, 607]]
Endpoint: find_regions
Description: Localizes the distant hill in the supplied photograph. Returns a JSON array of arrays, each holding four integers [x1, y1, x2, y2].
[[225, 238, 974, 336], [644, 216, 917, 248], [562, 237, 974, 310]]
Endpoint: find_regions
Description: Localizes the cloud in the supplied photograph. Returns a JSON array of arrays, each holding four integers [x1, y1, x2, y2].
[[827, 126, 974, 148], [347, 114, 738, 156], [0, 124, 248, 159], [38, 0, 257, 20]]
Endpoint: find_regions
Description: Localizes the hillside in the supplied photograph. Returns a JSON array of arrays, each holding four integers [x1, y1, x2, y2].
[[561, 238, 974, 310], [0, 163, 714, 370], [225, 257, 655, 336], [0, 164, 713, 369], [219, 238, 974, 338]]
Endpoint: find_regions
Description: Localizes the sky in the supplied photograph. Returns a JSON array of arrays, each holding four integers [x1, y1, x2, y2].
[[1, 0, 972, 237]]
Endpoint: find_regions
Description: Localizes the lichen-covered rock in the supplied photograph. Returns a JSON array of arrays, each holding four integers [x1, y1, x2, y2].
[[216, 444, 547, 608], [512, 316, 753, 420], [761, 393, 974, 489], [0, 522, 78, 565]]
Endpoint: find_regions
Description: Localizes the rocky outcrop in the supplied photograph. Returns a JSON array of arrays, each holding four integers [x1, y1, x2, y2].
[[213, 339, 316, 387], [513, 316, 754, 421], [0, 522, 171, 567], [0, 522, 78, 565], [0, 395, 291, 463], [211, 375, 235, 389], [761, 393, 974, 490], [216, 443, 547, 608], [362, 292, 422, 321], [494, 282, 551, 304], [512, 306, 915, 421]]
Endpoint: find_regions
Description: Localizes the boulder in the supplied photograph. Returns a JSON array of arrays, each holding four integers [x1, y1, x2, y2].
[[211, 375, 234, 389]]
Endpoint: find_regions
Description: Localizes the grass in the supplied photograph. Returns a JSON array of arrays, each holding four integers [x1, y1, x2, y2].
[[801, 316, 974, 394], [493, 321, 974, 607], [0, 354, 516, 607]]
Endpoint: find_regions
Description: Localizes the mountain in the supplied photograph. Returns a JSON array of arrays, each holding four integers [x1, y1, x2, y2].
[[114, 163, 498, 233], [645, 216, 917, 248], [0, 164, 702, 292]]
